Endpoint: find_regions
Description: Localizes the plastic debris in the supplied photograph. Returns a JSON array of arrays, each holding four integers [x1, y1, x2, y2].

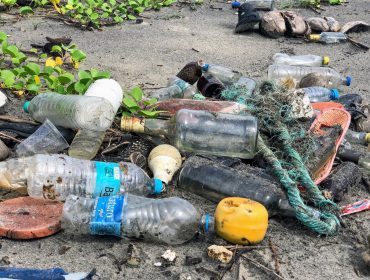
[[207, 245, 233, 264], [0, 267, 95, 280], [161, 250, 177, 262]]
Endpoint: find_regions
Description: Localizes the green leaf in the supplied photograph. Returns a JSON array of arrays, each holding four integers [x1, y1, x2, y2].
[[58, 73, 75, 85], [11, 52, 27, 65], [13, 81, 25, 90], [20, 6, 34, 15], [74, 81, 88, 94], [26, 83, 40, 93], [51, 45, 62, 53], [42, 66, 54, 75], [78, 70, 92, 83], [135, 6, 145, 13], [122, 111, 132, 117], [140, 110, 158, 117], [71, 49, 87, 62], [1, 70, 15, 87], [127, 14, 136, 20], [4, 45, 19, 58], [56, 85, 66, 94], [24, 63, 41, 75], [0, 32, 8, 43], [143, 97, 158, 106], [40, 53, 47, 59], [123, 96, 138, 109], [90, 13, 99, 20], [130, 86, 143, 102], [93, 71, 111, 79]]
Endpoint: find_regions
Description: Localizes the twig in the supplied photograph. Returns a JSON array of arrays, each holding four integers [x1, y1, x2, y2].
[[101, 141, 130, 155], [269, 238, 282, 277], [225, 245, 270, 250], [347, 37, 369, 51], [191, 47, 200, 52], [241, 255, 285, 280], [0, 132, 21, 143], [0, 115, 38, 125]]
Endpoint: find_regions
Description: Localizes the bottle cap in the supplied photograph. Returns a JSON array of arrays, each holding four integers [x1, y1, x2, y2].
[[201, 63, 209, 72], [365, 133, 370, 144], [152, 178, 163, 194], [322, 56, 330, 65], [23, 101, 30, 113], [346, 76, 352, 86], [231, 1, 241, 8], [330, 89, 339, 100], [309, 34, 321, 41]]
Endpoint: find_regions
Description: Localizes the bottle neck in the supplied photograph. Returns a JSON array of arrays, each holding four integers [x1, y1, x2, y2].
[[120, 116, 170, 137]]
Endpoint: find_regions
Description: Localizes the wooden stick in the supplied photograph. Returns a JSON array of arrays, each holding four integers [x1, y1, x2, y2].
[[241, 255, 285, 280]]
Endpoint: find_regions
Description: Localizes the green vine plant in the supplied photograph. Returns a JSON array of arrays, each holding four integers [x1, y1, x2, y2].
[[1, 0, 176, 29], [0, 31, 110, 96], [122, 86, 163, 118], [280, 0, 343, 9]]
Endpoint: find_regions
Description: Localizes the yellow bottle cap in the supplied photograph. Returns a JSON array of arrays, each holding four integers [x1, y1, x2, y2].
[[322, 56, 330, 65], [365, 133, 370, 143], [309, 34, 321, 41]]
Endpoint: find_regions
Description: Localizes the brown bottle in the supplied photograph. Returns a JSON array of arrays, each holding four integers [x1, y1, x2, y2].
[[176, 61, 203, 85]]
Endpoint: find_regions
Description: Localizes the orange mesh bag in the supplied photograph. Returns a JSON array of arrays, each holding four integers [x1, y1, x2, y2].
[[309, 106, 351, 184]]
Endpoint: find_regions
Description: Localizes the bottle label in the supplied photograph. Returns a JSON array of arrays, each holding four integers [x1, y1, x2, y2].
[[90, 195, 124, 236], [94, 162, 121, 197]]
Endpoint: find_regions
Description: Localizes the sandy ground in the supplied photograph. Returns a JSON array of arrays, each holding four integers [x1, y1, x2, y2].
[[0, 1, 370, 279]]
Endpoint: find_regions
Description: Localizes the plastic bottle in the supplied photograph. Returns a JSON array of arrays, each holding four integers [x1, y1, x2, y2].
[[62, 194, 213, 245], [309, 32, 347, 44], [23, 93, 115, 131], [151, 77, 196, 100], [0, 154, 162, 201], [121, 109, 258, 159], [272, 53, 330, 67], [345, 129, 370, 145], [301, 87, 339, 102], [231, 0, 274, 10], [68, 79, 123, 160], [234, 77, 256, 95], [201, 62, 242, 85], [267, 64, 351, 87]]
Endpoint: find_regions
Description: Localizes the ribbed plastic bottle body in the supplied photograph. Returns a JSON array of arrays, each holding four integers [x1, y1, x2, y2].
[[25, 155, 152, 200], [272, 53, 325, 67], [168, 76, 196, 98], [267, 65, 348, 86], [302, 87, 333, 102], [170, 109, 258, 159], [27, 93, 115, 131], [205, 64, 242, 85], [320, 32, 347, 44], [234, 77, 256, 95], [0, 157, 32, 190], [62, 195, 204, 244], [345, 130, 367, 145], [243, 0, 274, 10]]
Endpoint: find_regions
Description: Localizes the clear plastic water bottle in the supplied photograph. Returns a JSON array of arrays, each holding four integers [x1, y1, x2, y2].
[[151, 77, 196, 100], [309, 32, 347, 44], [267, 64, 351, 87], [301, 87, 339, 102], [345, 130, 370, 146], [272, 53, 330, 67], [0, 154, 162, 201], [201, 62, 242, 85], [62, 194, 214, 245], [231, 0, 274, 10], [234, 77, 256, 95], [24, 93, 115, 131], [68, 79, 123, 160]]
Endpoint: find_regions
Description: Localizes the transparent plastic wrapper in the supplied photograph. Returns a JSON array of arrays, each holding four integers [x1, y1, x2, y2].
[[62, 194, 213, 245], [15, 119, 69, 157]]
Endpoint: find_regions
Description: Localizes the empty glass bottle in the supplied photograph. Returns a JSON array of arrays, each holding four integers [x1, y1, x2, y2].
[[68, 79, 123, 160], [272, 53, 330, 67], [62, 194, 213, 244], [309, 32, 347, 44], [201, 62, 242, 85], [267, 64, 351, 87], [231, 0, 274, 10], [151, 77, 196, 100], [301, 87, 339, 102], [0, 154, 162, 201], [24, 93, 115, 131], [121, 109, 258, 159], [345, 129, 370, 146]]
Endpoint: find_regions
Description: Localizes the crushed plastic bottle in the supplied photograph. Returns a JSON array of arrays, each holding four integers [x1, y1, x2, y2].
[[231, 0, 274, 10], [301, 87, 339, 102], [0, 154, 162, 201], [345, 129, 370, 145], [151, 77, 196, 100], [200, 62, 242, 85], [309, 32, 347, 44], [272, 53, 330, 67], [23, 93, 115, 131], [62, 194, 214, 245], [121, 109, 258, 159], [68, 79, 123, 160], [267, 64, 351, 87]]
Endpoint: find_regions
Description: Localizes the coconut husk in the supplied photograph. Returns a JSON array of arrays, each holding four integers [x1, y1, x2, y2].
[[341, 21, 370, 33], [325, 17, 341, 32], [259, 11, 286, 39], [306, 17, 330, 32], [299, 73, 330, 88], [283, 11, 311, 37]]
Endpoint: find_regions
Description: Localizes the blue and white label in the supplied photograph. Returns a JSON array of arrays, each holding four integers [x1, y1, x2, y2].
[[90, 195, 124, 237], [94, 162, 121, 197]]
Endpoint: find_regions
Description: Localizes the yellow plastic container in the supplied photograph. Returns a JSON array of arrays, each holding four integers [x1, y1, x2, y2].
[[215, 197, 268, 245]]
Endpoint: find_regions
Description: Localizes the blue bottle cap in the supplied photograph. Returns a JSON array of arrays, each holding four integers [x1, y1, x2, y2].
[[330, 89, 339, 100], [346, 76, 352, 86], [231, 1, 241, 8], [23, 101, 30, 113], [205, 213, 210, 233], [202, 63, 209, 72], [152, 178, 163, 194]]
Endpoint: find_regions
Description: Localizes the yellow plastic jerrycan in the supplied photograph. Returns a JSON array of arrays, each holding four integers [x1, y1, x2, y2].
[[215, 197, 268, 245]]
